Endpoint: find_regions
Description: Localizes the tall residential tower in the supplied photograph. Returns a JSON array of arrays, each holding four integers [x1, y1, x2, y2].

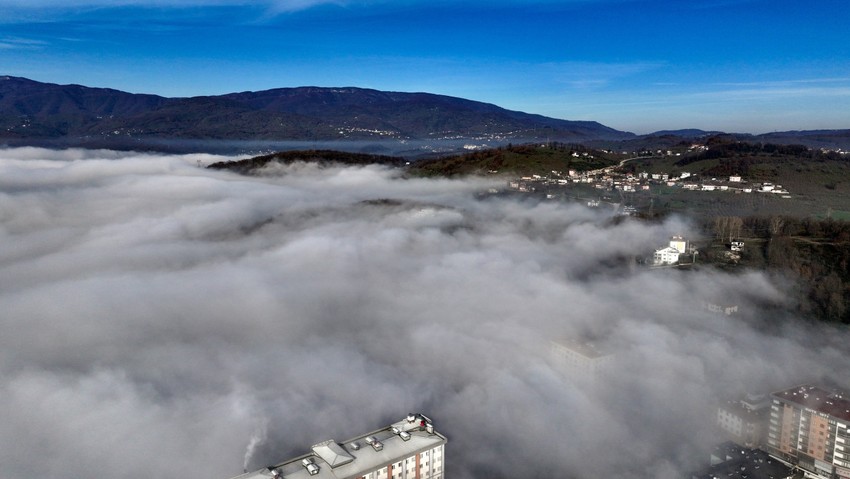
[[766, 385, 850, 479]]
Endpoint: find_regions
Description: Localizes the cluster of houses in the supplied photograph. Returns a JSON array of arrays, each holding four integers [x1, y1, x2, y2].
[[821, 147, 849, 155], [506, 162, 792, 199]]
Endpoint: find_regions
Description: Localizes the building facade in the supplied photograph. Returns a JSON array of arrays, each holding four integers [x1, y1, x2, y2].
[[550, 338, 614, 380], [653, 235, 688, 265], [669, 235, 688, 254], [766, 385, 850, 479], [717, 393, 770, 448], [232, 414, 446, 479], [653, 246, 681, 265]]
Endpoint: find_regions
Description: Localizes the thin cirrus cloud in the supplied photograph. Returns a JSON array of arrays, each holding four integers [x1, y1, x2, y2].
[[0, 0, 341, 11], [545, 61, 666, 89], [0, 0, 631, 14], [0, 37, 48, 50], [687, 78, 850, 103]]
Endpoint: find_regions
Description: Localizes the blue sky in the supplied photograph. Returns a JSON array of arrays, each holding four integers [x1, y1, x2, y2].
[[1, 0, 848, 134]]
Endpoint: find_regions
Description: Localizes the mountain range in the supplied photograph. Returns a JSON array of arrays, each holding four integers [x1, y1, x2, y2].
[[0, 76, 628, 147], [2, 76, 848, 154]]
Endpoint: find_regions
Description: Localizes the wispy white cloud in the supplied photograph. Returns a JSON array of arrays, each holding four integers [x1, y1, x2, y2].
[[0, 0, 349, 23], [543, 60, 665, 90], [0, 0, 633, 14], [689, 77, 850, 103], [685, 0, 762, 9], [713, 77, 850, 88], [0, 37, 48, 50], [0, 0, 342, 10]]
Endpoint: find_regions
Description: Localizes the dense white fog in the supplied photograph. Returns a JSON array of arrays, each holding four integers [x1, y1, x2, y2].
[[1, 147, 848, 479]]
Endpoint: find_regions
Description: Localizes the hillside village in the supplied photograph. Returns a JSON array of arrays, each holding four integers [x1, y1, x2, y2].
[[507, 145, 794, 199]]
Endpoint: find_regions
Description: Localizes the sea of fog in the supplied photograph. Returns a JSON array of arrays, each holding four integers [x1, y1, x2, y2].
[[1, 147, 847, 479]]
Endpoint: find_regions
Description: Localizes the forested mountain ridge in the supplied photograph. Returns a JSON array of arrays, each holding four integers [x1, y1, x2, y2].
[[0, 76, 631, 145]]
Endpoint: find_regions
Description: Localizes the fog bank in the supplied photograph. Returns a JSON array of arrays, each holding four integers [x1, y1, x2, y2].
[[1, 148, 847, 479]]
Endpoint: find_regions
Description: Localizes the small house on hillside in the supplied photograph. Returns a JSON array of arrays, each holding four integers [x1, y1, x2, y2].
[[653, 235, 688, 265]]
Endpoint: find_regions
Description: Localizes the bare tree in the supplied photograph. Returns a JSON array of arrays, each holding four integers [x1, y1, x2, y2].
[[729, 216, 743, 242], [769, 216, 785, 237]]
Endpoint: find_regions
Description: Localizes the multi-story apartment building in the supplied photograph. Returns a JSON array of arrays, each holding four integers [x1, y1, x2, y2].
[[653, 235, 689, 265], [717, 393, 770, 448], [550, 338, 614, 380], [232, 413, 446, 479], [766, 385, 850, 479]]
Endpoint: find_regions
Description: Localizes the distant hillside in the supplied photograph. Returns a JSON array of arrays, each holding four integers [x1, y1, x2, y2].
[[590, 129, 850, 153], [648, 129, 721, 137], [407, 143, 623, 177], [207, 150, 406, 174], [0, 76, 632, 149], [754, 129, 850, 150], [206, 143, 624, 178]]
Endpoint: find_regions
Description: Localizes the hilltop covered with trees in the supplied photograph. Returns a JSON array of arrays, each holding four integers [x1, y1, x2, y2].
[[408, 142, 624, 177], [207, 149, 406, 174], [702, 215, 850, 324]]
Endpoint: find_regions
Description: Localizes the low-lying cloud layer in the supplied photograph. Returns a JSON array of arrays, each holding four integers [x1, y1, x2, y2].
[[1, 148, 847, 479]]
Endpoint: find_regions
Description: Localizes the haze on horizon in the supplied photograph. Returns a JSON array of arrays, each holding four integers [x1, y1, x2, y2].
[[1, 147, 849, 479], [1, 0, 848, 134]]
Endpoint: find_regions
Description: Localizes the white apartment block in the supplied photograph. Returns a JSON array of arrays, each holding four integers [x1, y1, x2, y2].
[[653, 235, 688, 265], [232, 414, 446, 479], [550, 338, 614, 379], [653, 246, 681, 265]]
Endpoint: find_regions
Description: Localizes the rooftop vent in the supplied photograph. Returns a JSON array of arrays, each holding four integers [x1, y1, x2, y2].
[[272, 469, 283, 479], [425, 423, 434, 434], [407, 414, 416, 423], [399, 431, 411, 441], [301, 458, 319, 476], [391, 426, 400, 435], [350, 441, 360, 450], [364, 436, 383, 451]]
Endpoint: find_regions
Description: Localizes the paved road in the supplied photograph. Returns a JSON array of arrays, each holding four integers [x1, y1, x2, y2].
[[584, 155, 655, 176]]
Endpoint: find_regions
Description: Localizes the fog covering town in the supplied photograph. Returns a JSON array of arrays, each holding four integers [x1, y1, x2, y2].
[[1, 147, 848, 479]]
